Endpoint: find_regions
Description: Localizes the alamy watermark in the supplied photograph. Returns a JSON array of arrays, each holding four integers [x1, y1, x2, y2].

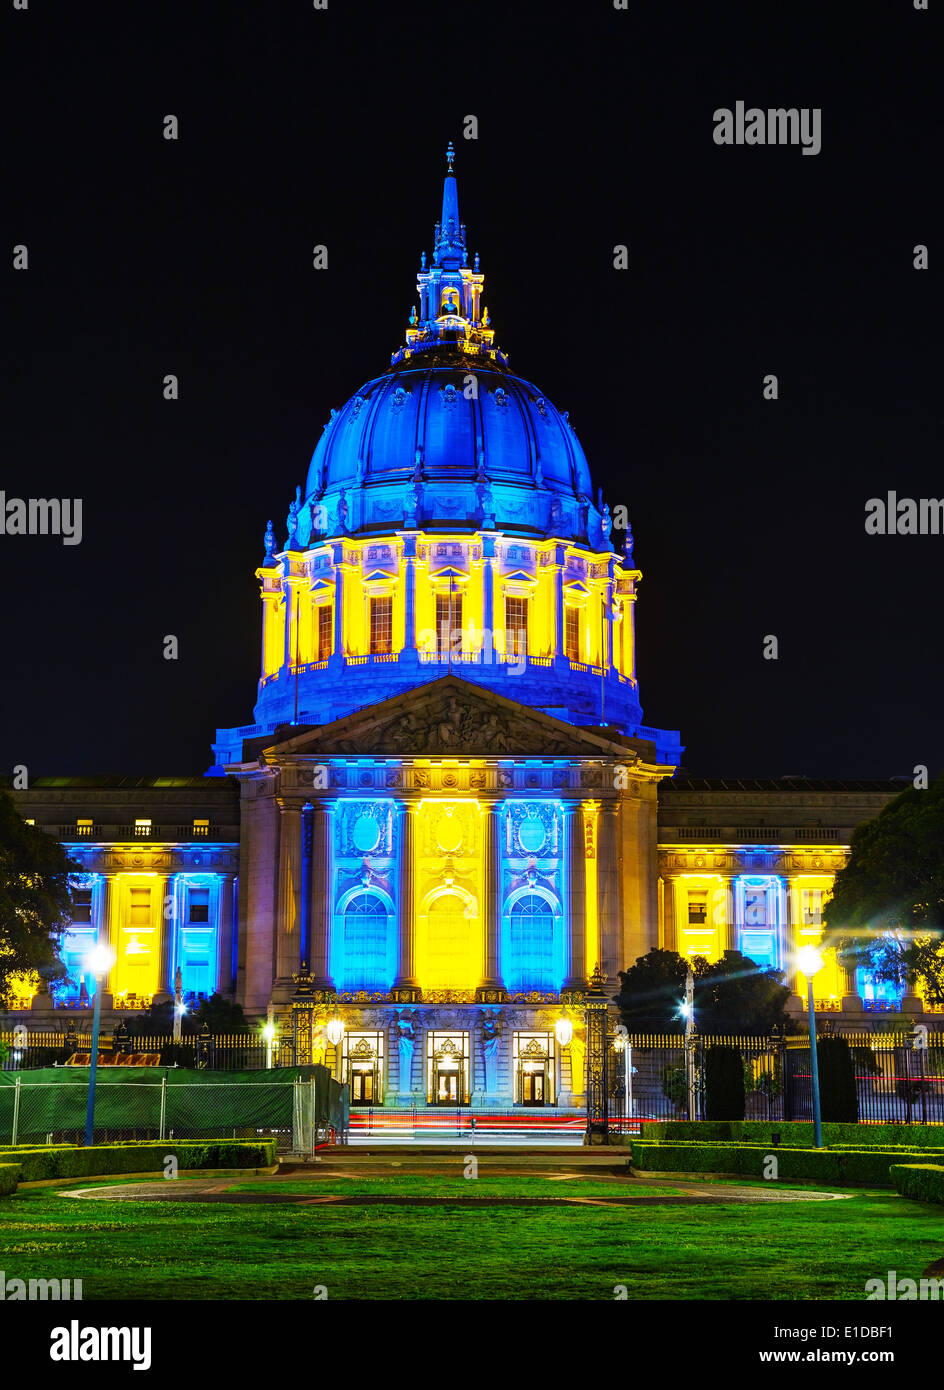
[[865, 494, 943, 535], [0, 493, 82, 545], [713, 102, 822, 157]]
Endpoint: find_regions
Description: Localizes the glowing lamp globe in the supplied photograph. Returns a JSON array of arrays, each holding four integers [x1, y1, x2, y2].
[[797, 946, 825, 978], [84, 944, 115, 979], [262, 1024, 276, 1043], [325, 1017, 345, 1047], [554, 1016, 573, 1047]]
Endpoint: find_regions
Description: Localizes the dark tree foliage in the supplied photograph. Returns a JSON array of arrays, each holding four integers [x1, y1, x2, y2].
[[615, 947, 790, 1035], [816, 1035, 858, 1123], [0, 789, 78, 1006], [823, 775, 944, 1004], [704, 1044, 746, 1120]]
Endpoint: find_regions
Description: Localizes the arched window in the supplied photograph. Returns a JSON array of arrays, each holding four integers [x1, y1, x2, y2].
[[341, 893, 389, 991], [507, 894, 555, 992]]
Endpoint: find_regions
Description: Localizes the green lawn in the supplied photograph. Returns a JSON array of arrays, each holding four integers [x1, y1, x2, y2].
[[0, 1174, 940, 1300]]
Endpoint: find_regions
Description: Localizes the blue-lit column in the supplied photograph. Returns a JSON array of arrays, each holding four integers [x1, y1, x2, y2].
[[399, 533, 418, 667], [310, 801, 334, 989], [477, 798, 505, 1000], [298, 801, 314, 977], [482, 534, 496, 638]]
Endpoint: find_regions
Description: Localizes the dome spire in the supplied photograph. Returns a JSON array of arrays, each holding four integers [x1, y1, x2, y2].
[[391, 142, 506, 369]]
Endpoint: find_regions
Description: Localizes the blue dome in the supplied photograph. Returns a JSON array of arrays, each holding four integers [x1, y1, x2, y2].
[[299, 360, 600, 546]]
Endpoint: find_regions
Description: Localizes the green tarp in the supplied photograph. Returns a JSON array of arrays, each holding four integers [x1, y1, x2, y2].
[[0, 1065, 347, 1142]]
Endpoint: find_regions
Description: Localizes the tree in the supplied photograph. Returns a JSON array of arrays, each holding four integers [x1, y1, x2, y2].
[[696, 951, 792, 1034], [704, 1045, 745, 1120], [822, 776, 944, 1005], [0, 789, 78, 1007], [615, 948, 791, 1035], [615, 948, 704, 1032], [816, 1036, 858, 1123]]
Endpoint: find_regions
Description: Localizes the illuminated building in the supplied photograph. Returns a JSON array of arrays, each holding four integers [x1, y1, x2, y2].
[[4, 149, 936, 1102]]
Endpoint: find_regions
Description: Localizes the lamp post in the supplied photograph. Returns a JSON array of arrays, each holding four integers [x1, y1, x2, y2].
[[613, 1025, 632, 1128], [326, 1013, 345, 1081], [262, 1023, 276, 1070], [554, 1013, 573, 1105], [680, 966, 695, 1122], [797, 946, 825, 1148], [172, 965, 184, 1044], [84, 944, 115, 1148]]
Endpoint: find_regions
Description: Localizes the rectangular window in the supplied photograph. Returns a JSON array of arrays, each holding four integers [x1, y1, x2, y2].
[[802, 889, 823, 927], [505, 595, 528, 657], [188, 887, 210, 924], [565, 606, 580, 661], [192, 818, 209, 838], [744, 889, 767, 926], [369, 596, 393, 654], [70, 887, 93, 924], [435, 592, 463, 654], [687, 890, 708, 925], [129, 887, 151, 926], [318, 605, 333, 660]]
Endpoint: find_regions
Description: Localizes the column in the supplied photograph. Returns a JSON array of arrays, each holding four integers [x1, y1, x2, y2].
[[275, 801, 301, 987], [332, 544, 345, 660], [482, 534, 496, 640], [153, 873, 172, 1003], [564, 804, 587, 989], [218, 874, 236, 998], [660, 874, 676, 950], [310, 801, 334, 988], [402, 538, 417, 660], [597, 802, 620, 978], [393, 802, 418, 991], [554, 544, 566, 660], [298, 801, 314, 977], [479, 799, 503, 992]]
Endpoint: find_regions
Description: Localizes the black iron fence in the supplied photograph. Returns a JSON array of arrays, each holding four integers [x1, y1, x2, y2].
[[608, 1029, 944, 1125], [0, 1022, 268, 1072]]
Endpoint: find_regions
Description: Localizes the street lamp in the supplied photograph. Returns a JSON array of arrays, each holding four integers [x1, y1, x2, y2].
[[325, 1013, 344, 1080], [679, 966, 695, 1122], [262, 1022, 276, 1070], [83, 943, 115, 1147], [613, 1026, 633, 1125], [797, 945, 825, 1148], [554, 1014, 573, 1048]]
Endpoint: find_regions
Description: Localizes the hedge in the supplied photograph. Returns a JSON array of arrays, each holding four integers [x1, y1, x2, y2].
[[641, 1120, 944, 1149], [889, 1164, 944, 1204], [0, 1163, 20, 1196], [629, 1140, 933, 1185], [0, 1139, 277, 1188]]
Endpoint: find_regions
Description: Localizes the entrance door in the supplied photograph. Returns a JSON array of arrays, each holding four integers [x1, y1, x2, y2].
[[351, 1067, 374, 1104], [522, 1070, 546, 1106], [435, 1069, 460, 1104]]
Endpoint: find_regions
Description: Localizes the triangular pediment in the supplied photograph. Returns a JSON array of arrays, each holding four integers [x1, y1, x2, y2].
[[263, 675, 639, 759]]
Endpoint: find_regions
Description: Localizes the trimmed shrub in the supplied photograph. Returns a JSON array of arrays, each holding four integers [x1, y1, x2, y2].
[[657, 1120, 944, 1149], [889, 1164, 944, 1204], [0, 1139, 276, 1186], [704, 1046, 745, 1121], [629, 1140, 932, 1186], [0, 1163, 21, 1196], [816, 1036, 858, 1122]]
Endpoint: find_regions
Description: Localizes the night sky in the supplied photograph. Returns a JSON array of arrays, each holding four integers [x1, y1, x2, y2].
[[3, 1, 940, 780]]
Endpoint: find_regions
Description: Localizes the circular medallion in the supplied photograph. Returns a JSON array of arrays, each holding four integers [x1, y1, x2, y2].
[[518, 817, 546, 853], [352, 815, 381, 853]]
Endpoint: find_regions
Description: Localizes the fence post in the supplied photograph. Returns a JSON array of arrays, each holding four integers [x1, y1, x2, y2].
[[11, 1076, 21, 1147], [159, 1075, 167, 1141]]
